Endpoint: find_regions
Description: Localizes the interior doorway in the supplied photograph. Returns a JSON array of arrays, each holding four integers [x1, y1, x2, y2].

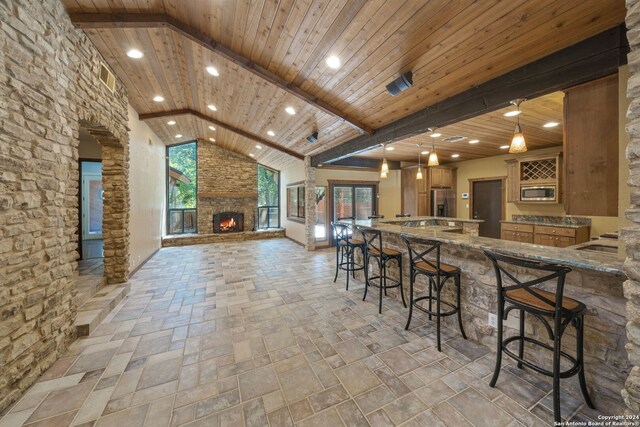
[[470, 178, 505, 239], [79, 160, 104, 260]]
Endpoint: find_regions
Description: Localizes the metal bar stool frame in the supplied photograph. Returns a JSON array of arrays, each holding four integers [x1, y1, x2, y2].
[[331, 221, 365, 290], [401, 234, 467, 351], [484, 250, 595, 423], [356, 226, 406, 314]]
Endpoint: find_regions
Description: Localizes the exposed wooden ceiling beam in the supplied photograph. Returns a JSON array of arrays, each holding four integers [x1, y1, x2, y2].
[[68, 12, 374, 135], [325, 157, 400, 170], [138, 109, 304, 160], [311, 25, 628, 167]]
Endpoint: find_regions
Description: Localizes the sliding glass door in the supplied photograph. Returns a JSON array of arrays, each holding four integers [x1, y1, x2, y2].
[[330, 183, 377, 244]]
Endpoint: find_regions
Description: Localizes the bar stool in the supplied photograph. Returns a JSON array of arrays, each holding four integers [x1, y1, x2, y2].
[[484, 250, 594, 423], [331, 221, 365, 290], [368, 215, 384, 219], [401, 234, 466, 351], [357, 226, 405, 314]]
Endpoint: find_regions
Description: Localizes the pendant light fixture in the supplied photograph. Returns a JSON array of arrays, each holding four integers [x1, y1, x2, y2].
[[427, 128, 439, 166], [380, 143, 389, 178], [416, 143, 423, 180], [509, 98, 527, 153]]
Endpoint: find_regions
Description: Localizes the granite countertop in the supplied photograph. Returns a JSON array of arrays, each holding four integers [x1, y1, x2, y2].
[[500, 220, 589, 229], [568, 238, 619, 253], [339, 219, 625, 276], [380, 216, 484, 224]]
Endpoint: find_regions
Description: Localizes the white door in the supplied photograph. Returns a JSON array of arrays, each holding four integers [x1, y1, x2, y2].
[[82, 173, 103, 240]]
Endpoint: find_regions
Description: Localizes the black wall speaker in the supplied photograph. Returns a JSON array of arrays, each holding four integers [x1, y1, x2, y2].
[[386, 71, 413, 96], [307, 131, 318, 143]]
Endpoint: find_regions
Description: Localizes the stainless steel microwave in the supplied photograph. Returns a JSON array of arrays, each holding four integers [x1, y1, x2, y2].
[[520, 185, 556, 202]]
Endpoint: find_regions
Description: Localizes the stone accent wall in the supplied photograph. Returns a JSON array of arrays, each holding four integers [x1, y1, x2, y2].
[[623, 0, 640, 413], [352, 230, 630, 413], [304, 156, 316, 251], [197, 141, 258, 233], [0, 0, 130, 413]]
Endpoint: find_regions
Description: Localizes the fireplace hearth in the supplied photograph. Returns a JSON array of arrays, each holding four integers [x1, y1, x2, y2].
[[213, 212, 244, 233]]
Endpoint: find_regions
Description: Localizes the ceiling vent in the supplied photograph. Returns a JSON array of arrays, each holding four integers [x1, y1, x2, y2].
[[99, 63, 116, 93], [386, 71, 413, 96], [443, 136, 467, 143]]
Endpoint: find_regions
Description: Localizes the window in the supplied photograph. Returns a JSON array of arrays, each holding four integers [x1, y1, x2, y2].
[[257, 164, 280, 229], [315, 186, 327, 241], [287, 182, 305, 220], [167, 141, 197, 234]]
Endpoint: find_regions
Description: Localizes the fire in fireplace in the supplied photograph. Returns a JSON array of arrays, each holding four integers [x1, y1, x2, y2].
[[213, 212, 244, 233]]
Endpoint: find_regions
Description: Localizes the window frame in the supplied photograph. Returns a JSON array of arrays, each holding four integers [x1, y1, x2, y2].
[[166, 140, 198, 235], [286, 181, 306, 223], [257, 163, 281, 229]]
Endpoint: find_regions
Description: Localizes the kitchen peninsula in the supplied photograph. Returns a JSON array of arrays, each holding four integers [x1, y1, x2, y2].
[[340, 217, 628, 414]]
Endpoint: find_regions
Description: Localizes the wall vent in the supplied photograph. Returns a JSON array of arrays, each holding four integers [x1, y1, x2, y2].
[[99, 63, 116, 93], [443, 136, 467, 143]]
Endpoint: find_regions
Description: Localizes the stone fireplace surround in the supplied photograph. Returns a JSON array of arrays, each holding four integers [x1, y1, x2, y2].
[[196, 140, 258, 234]]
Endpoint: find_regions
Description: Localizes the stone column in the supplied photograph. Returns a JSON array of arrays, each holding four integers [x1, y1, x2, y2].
[[304, 156, 316, 251], [101, 143, 130, 284], [623, 0, 640, 414]]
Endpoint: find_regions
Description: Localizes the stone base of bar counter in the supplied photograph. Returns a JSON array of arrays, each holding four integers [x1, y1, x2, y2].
[[348, 227, 629, 414]]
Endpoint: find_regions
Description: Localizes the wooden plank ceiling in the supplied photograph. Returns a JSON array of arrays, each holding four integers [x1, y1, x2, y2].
[[62, 0, 625, 170], [358, 91, 565, 164]]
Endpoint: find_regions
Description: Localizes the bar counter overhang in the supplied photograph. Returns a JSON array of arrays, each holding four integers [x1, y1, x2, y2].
[[338, 217, 629, 414]]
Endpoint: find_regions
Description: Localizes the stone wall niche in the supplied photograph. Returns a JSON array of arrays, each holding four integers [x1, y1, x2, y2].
[[196, 141, 258, 234]]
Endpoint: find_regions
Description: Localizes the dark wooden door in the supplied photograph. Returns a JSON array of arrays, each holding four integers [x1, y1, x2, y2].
[[472, 180, 503, 239]]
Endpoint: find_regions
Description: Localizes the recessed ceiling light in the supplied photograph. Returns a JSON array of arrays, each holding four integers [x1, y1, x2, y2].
[[256, 144, 262, 149], [249, 153, 255, 157], [285, 106, 296, 115], [504, 110, 521, 117], [421, 150, 430, 155], [207, 104, 217, 111], [208, 125, 216, 131], [209, 137, 215, 142], [167, 120, 176, 125], [206, 66, 219, 76], [153, 95, 164, 102], [326, 55, 341, 69], [430, 132, 442, 138], [451, 154, 460, 158], [543, 121, 559, 128], [267, 130, 275, 137], [126, 49, 144, 59], [175, 134, 183, 138], [386, 146, 395, 151], [469, 139, 479, 144], [500, 145, 510, 149]]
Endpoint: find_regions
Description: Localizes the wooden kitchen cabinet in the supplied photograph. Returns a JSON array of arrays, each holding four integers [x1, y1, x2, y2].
[[563, 73, 618, 216], [501, 230, 534, 243], [500, 223, 534, 243], [502, 222, 589, 247], [505, 159, 520, 202], [401, 166, 428, 217], [429, 167, 453, 189]]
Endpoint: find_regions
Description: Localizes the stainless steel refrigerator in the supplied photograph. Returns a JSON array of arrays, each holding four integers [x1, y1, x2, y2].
[[430, 189, 456, 217]]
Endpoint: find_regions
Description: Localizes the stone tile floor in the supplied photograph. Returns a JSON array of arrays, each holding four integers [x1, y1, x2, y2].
[[0, 239, 607, 427]]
